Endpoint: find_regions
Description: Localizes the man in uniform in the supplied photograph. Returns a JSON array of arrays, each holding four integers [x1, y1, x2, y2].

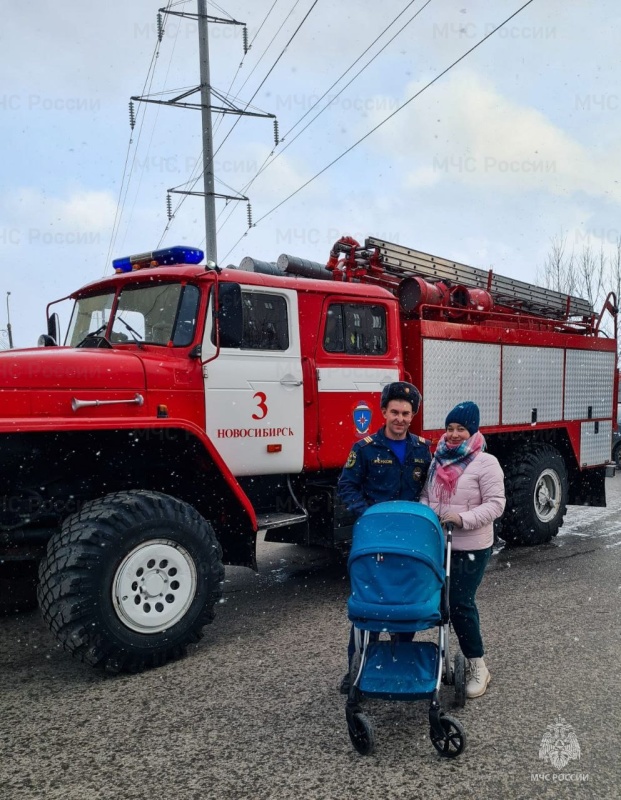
[[337, 381, 431, 693], [338, 381, 431, 517]]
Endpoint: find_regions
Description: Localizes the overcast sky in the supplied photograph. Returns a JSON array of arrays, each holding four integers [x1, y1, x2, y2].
[[2, 0, 620, 347]]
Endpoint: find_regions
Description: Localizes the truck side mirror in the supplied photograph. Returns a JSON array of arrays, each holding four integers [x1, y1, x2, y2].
[[39, 313, 61, 347], [217, 283, 243, 348], [48, 313, 60, 344], [38, 312, 61, 347]]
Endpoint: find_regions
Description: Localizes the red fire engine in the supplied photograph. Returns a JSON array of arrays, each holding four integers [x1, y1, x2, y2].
[[0, 236, 617, 672]]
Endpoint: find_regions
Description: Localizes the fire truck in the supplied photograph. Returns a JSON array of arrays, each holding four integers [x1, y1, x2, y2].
[[0, 236, 617, 673]]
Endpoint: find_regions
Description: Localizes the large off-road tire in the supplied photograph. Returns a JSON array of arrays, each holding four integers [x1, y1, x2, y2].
[[37, 490, 224, 673], [501, 444, 568, 546]]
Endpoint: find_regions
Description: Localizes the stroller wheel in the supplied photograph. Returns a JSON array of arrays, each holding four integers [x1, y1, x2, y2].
[[430, 715, 466, 758], [453, 653, 466, 708], [347, 711, 375, 756]]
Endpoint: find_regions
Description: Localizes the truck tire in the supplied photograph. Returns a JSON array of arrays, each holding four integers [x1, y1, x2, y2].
[[37, 490, 224, 673], [500, 444, 568, 546]]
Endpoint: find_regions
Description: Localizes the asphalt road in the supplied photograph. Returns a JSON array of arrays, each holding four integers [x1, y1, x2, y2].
[[2, 476, 621, 800]]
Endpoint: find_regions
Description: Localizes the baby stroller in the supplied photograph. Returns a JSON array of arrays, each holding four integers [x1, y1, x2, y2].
[[345, 500, 467, 757]]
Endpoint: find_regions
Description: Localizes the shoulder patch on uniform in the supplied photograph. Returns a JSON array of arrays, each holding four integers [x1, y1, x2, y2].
[[345, 450, 357, 468], [360, 435, 374, 446], [418, 436, 431, 446]]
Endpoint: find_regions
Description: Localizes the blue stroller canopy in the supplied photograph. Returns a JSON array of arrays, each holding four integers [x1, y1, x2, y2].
[[347, 501, 445, 630]]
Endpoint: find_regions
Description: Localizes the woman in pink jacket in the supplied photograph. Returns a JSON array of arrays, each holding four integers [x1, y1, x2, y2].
[[420, 401, 505, 699]]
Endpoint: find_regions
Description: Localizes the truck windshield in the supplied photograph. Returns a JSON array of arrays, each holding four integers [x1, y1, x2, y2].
[[66, 291, 115, 345], [67, 283, 200, 347]]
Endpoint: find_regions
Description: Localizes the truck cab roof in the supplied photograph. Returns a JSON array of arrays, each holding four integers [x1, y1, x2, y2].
[[72, 264, 397, 302]]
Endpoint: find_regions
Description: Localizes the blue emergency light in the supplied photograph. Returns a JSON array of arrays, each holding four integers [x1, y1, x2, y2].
[[113, 246, 204, 273]]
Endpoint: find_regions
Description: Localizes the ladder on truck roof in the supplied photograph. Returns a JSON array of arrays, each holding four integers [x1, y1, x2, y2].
[[365, 237, 593, 320]]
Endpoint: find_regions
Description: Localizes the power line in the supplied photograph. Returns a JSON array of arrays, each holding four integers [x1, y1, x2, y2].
[[206, 1, 236, 20], [213, 0, 282, 136], [104, 0, 181, 269], [104, 31, 163, 269], [221, 0, 536, 263], [230, 0, 302, 101], [248, 0, 281, 50], [158, 0, 319, 247], [118, 11, 187, 256], [212, 0, 318, 153], [169, 0, 301, 227], [282, 0, 426, 143], [215, 0, 431, 236]]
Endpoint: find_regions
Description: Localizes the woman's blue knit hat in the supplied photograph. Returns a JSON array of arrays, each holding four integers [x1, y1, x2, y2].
[[445, 401, 480, 435]]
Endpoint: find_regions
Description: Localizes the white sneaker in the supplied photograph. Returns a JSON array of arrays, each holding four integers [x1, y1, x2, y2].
[[466, 657, 490, 698]]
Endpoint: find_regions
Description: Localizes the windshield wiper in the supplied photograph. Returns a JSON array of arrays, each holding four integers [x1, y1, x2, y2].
[[116, 316, 145, 349], [75, 324, 111, 348]]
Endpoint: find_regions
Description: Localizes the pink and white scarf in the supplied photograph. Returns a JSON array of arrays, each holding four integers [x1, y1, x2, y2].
[[427, 431, 485, 504]]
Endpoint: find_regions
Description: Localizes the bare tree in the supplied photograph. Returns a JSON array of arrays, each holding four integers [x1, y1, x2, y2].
[[540, 234, 612, 310], [609, 237, 621, 311], [539, 234, 619, 349], [537, 233, 577, 296], [574, 243, 606, 309]]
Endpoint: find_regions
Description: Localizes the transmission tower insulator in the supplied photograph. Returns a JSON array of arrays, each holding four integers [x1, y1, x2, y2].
[[242, 26, 249, 54], [167, 194, 173, 221], [129, 100, 136, 130], [273, 118, 280, 146], [157, 12, 164, 42], [247, 202, 253, 229]]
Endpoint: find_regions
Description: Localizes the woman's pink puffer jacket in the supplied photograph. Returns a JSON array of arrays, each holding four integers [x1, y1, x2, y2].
[[419, 452, 506, 551]]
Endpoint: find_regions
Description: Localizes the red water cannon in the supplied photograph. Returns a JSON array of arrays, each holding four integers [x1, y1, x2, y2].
[[449, 285, 494, 315], [397, 276, 450, 314]]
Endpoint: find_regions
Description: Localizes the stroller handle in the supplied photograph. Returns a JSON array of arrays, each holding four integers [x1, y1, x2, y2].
[[442, 521, 454, 569], [441, 522, 454, 623]]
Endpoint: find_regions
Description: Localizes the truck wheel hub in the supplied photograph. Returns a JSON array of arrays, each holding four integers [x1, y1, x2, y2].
[[113, 539, 197, 634], [141, 571, 167, 598], [534, 470, 561, 522]]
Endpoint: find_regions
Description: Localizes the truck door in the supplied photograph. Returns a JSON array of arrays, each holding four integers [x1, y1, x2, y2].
[[202, 283, 304, 476], [313, 297, 400, 469]]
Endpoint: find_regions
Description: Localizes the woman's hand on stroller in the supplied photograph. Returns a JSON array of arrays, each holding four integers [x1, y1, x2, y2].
[[441, 512, 463, 528]]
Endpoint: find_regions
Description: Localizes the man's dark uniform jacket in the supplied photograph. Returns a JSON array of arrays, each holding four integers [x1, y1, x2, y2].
[[337, 426, 431, 518]]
